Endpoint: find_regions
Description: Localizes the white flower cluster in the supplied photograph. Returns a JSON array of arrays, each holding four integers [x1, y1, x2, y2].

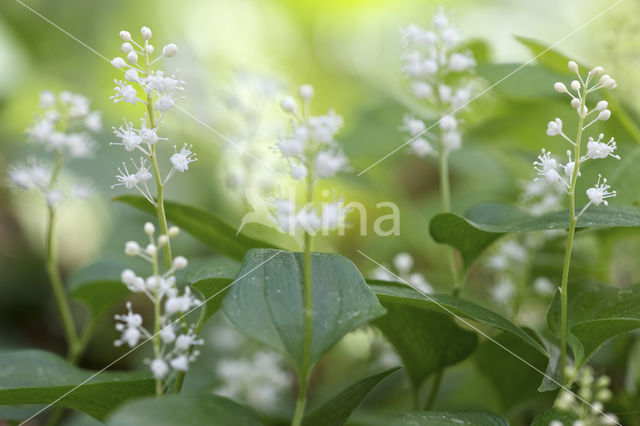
[[535, 62, 619, 216], [400, 7, 475, 157], [7, 91, 101, 206], [552, 366, 618, 426], [215, 351, 291, 411], [109, 27, 196, 205], [371, 252, 433, 294], [272, 85, 350, 237], [115, 222, 203, 381]]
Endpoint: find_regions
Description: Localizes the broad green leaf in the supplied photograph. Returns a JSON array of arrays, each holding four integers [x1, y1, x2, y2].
[[114, 195, 278, 260], [531, 408, 579, 426], [547, 280, 640, 368], [68, 259, 129, 323], [477, 63, 566, 100], [303, 367, 400, 426], [516, 35, 640, 145], [369, 281, 547, 356], [105, 394, 261, 426], [186, 257, 240, 322], [222, 249, 386, 376], [475, 332, 552, 410], [430, 202, 640, 268], [373, 298, 477, 389], [0, 350, 154, 421], [391, 410, 509, 426]]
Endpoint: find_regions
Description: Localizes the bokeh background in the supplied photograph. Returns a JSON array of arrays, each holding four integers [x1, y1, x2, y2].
[[2, 0, 640, 424]]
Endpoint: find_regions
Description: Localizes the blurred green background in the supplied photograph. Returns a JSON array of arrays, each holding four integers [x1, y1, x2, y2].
[[2, 0, 640, 424]]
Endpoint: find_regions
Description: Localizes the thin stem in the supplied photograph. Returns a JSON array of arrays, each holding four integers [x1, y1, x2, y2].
[[292, 167, 315, 426], [424, 369, 443, 410], [560, 83, 588, 384], [46, 152, 79, 360]]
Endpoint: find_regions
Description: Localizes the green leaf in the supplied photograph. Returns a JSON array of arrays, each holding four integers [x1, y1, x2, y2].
[[391, 410, 509, 426], [531, 408, 579, 426], [303, 367, 400, 426], [222, 249, 386, 376], [430, 202, 640, 268], [547, 280, 640, 368], [373, 297, 477, 389], [105, 394, 261, 426], [369, 281, 547, 356], [477, 63, 566, 100], [0, 350, 154, 421], [186, 257, 240, 322], [68, 259, 129, 323], [114, 195, 278, 260]]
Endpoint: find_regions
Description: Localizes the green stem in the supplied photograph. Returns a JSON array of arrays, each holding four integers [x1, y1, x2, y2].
[[173, 300, 208, 393], [45, 152, 79, 360], [424, 369, 443, 410], [292, 171, 315, 426], [560, 83, 588, 384]]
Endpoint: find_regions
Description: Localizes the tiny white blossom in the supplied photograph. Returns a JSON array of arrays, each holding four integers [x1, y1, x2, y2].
[[170, 144, 197, 172], [586, 175, 616, 207], [111, 80, 139, 105]]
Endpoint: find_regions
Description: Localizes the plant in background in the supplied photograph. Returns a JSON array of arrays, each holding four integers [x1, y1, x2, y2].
[[370, 252, 433, 294], [399, 7, 475, 294], [536, 61, 618, 383], [7, 90, 101, 362], [109, 26, 200, 394]]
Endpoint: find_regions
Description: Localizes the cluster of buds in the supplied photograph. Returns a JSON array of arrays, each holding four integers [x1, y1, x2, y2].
[[7, 91, 101, 206], [115, 222, 203, 382], [534, 62, 619, 217], [552, 366, 618, 425], [371, 252, 433, 294], [399, 7, 475, 157], [271, 85, 351, 240], [109, 26, 196, 205]]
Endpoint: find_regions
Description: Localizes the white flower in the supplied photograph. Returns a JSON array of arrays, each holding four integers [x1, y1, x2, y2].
[[39, 91, 56, 108], [170, 144, 197, 172], [586, 175, 616, 207], [533, 277, 556, 296], [84, 111, 102, 132], [154, 95, 175, 111], [133, 158, 153, 183], [442, 131, 462, 151], [64, 133, 95, 158], [409, 138, 435, 157], [45, 189, 64, 207], [411, 82, 433, 99], [393, 253, 414, 274], [150, 358, 169, 379], [290, 165, 307, 180], [401, 115, 426, 137], [308, 111, 343, 143], [162, 43, 179, 57], [113, 163, 139, 189], [111, 80, 139, 105], [321, 201, 348, 230], [114, 302, 144, 347], [28, 119, 55, 143], [439, 115, 457, 131], [584, 134, 620, 160], [277, 137, 305, 158], [408, 273, 433, 294], [448, 53, 476, 72], [533, 149, 562, 185], [295, 208, 321, 233], [315, 151, 347, 179], [546, 118, 563, 136], [170, 355, 189, 371], [160, 325, 176, 344]]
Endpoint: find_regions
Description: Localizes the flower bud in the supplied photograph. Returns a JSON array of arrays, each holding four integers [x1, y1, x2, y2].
[[124, 69, 139, 82], [168, 226, 180, 237], [158, 235, 169, 246], [603, 78, 617, 89], [121, 42, 134, 53], [125, 241, 140, 256], [570, 80, 580, 92], [589, 66, 604, 77], [145, 44, 154, 54], [163, 43, 179, 57], [110, 57, 126, 69], [173, 256, 188, 270], [570, 98, 581, 109], [280, 96, 296, 113], [290, 165, 307, 180], [119, 30, 132, 41], [597, 109, 611, 121], [145, 244, 157, 255], [141, 26, 152, 40], [126, 51, 138, 64], [121, 269, 136, 285], [596, 100, 608, 111], [553, 82, 567, 93], [144, 222, 155, 235], [299, 84, 314, 100], [568, 60, 579, 73]]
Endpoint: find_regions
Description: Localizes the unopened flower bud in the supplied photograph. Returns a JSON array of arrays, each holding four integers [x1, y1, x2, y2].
[[145, 244, 157, 255], [570, 80, 580, 91], [162, 43, 179, 57], [280, 96, 296, 113], [141, 26, 152, 40], [121, 269, 136, 285], [173, 256, 188, 270], [158, 235, 169, 246], [590, 66, 604, 77], [568, 61, 579, 73], [553, 82, 567, 93], [126, 51, 138, 64], [124, 69, 139, 82], [121, 42, 134, 53], [144, 222, 155, 235], [119, 30, 132, 41], [290, 165, 307, 180], [110, 57, 126, 69], [145, 44, 154, 54], [570, 98, 580, 109], [598, 109, 611, 121], [595, 100, 608, 111], [125, 241, 140, 256], [299, 84, 314, 100], [168, 226, 180, 237]]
